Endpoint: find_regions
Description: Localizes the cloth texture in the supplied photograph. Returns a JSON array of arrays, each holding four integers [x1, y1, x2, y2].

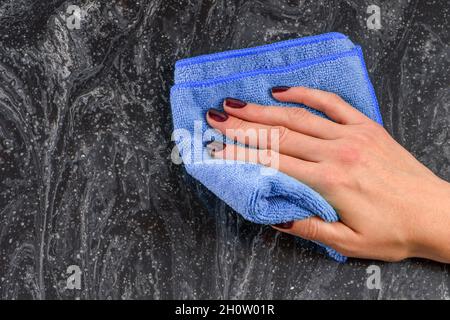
[[170, 32, 382, 262]]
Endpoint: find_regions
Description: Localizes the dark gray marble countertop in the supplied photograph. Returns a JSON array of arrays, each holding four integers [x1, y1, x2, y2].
[[0, 0, 449, 299]]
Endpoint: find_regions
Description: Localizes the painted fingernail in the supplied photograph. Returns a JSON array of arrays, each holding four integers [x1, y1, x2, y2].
[[224, 97, 247, 108], [207, 109, 228, 122], [273, 221, 293, 229], [206, 141, 226, 156], [271, 86, 291, 94]]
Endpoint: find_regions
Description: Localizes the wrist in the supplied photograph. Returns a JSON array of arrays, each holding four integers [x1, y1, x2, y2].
[[409, 177, 450, 263]]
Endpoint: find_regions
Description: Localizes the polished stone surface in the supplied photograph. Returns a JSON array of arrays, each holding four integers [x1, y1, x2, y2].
[[0, 0, 449, 299]]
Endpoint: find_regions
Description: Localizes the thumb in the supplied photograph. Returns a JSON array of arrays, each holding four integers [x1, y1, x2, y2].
[[272, 217, 357, 252]]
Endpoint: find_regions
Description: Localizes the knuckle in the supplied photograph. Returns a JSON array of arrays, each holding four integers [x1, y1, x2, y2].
[[288, 107, 309, 121], [271, 126, 289, 146], [352, 131, 372, 145], [363, 121, 385, 135], [300, 219, 319, 240], [293, 86, 308, 98], [335, 143, 362, 165], [328, 92, 344, 104], [233, 118, 246, 130], [228, 119, 253, 143], [226, 119, 245, 139]]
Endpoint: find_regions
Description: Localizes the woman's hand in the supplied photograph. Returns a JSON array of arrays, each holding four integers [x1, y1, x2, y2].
[[206, 86, 450, 263]]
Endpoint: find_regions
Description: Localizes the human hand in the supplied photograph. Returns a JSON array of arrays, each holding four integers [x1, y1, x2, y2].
[[206, 87, 450, 263]]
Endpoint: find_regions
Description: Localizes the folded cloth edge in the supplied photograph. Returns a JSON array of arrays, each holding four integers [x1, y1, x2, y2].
[[175, 32, 348, 68], [173, 46, 382, 125]]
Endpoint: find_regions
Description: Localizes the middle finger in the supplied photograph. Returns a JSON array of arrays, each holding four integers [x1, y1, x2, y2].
[[207, 108, 327, 162]]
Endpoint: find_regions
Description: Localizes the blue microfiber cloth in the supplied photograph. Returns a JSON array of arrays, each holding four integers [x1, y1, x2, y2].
[[175, 32, 355, 83], [170, 33, 382, 262]]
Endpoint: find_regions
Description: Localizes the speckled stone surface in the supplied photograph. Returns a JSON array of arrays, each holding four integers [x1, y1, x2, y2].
[[0, 0, 449, 299]]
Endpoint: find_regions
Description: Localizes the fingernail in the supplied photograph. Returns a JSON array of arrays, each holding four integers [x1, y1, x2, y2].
[[224, 97, 247, 108], [207, 109, 228, 122], [271, 86, 291, 94], [206, 141, 226, 156], [273, 221, 293, 229]]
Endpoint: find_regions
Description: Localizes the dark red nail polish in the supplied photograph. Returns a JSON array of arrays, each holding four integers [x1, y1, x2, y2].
[[224, 97, 247, 108], [272, 86, 291, 94], [207, 109, 228, 122], [273, 221, 293, 229]]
